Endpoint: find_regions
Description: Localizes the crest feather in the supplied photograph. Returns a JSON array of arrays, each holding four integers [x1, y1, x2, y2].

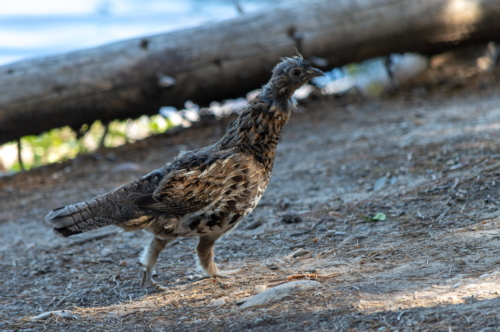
[[293, 47, 303, 59]]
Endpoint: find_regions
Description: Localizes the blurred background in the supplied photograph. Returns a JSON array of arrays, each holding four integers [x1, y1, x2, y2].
[[0, 0, 287, 172], [0, 0, 285, 65], [0, 0, 498, 174]]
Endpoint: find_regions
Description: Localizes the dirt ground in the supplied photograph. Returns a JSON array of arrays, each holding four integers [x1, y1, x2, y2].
[[2, 66, 500, 331]]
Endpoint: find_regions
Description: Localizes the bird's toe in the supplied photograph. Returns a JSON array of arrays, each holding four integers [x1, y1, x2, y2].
[[139, 264, 169, 291]]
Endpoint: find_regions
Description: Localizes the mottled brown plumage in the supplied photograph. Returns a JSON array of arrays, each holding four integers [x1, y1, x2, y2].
[[45, 55, 323, 290]]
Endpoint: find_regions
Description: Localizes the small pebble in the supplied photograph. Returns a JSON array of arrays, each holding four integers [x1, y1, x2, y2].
[[254, 285, 267, 294], [279, 198, 291, 209], [280, 213, 303, 224], [209, 299, 226, 306], [101, 248, 113, 257], [245, 219, 263, 230], [291, 249, 310, 258], [373, 176, 388, 191], [218, 281, 232, 288]]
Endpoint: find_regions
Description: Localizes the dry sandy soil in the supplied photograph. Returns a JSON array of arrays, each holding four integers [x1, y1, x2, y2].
[[1, 70, 500, 331]]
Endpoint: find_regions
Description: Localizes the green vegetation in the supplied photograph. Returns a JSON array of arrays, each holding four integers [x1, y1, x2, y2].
[[0, 114, 174, 173]]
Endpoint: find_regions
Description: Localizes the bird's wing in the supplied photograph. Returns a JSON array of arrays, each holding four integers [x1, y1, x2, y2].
[[132, 151, 259, 217]]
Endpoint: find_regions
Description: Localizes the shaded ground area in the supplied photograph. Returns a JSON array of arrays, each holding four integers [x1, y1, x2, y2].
[[1, 72, 500, 331]]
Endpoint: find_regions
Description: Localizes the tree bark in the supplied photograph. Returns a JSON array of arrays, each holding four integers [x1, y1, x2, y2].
[[1, 0, 500, 144]]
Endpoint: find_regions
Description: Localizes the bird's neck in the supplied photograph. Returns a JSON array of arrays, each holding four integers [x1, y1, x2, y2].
[[264, 76, 297, 101], [219, 90, 293, 168]]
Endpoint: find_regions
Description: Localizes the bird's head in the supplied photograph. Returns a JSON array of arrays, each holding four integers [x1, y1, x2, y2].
[[266, 54, 324, 100]]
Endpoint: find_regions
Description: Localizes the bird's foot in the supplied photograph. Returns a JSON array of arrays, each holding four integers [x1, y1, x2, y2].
[[139, 265, 169, 291]]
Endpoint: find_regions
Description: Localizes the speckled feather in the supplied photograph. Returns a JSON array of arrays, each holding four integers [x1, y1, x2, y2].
[[45, 55, 323, 287]]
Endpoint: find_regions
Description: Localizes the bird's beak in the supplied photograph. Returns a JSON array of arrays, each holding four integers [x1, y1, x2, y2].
[[309, 68, 325, 77]]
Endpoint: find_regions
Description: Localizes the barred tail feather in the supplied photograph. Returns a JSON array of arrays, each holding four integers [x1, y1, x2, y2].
[[45, 199, 117, 237]]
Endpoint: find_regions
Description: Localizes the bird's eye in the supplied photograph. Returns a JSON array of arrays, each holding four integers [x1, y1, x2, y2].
[[292, 68, 302, 77]]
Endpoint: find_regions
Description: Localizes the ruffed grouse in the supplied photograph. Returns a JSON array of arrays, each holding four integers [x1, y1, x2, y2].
[[46, 55, 324, 290]]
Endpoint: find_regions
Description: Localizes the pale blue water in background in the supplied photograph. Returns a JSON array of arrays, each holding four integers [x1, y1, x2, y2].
[[0, 0, 429, 97], [0, 0, 284, 66]]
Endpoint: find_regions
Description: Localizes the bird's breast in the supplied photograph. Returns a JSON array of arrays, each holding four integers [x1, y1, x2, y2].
[[174, 169, 270, 237]]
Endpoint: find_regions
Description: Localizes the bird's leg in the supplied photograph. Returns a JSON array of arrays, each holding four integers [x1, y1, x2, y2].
[[196, 236, 219, 277], [139, 236, 172, 291], [196, 236, 234, 279]]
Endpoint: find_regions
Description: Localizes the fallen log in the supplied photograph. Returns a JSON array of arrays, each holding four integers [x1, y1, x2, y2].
[[1, 0, 500, 144]]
